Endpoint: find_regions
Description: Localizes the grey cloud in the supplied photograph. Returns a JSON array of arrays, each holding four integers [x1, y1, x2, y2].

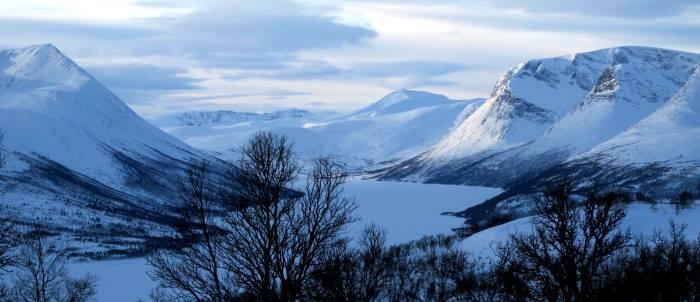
[[351, 61, 468, 78], [351, 61, 467, 88], [401, 78, 461, 87], [82, 63, 202, 104], [171, 90, 311, 103], [354, 0, 698, 18], [0, 0, 377, 109], [376, 3, 700, 49], [0, 18, 157, 54], [1, 1, 378, 70], [223, 60, 466, 82], [223, 60, 343, 80], [0, 18, 155, 41], [127, 2, 377, 69], [85, 64, 201, 90], [166, 14, 376, 53], [485, 0, 698, 18]]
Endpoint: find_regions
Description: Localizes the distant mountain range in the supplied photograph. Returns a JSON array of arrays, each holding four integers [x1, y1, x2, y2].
[[151, 109, 312, 127], [151, 89, 484, 169]]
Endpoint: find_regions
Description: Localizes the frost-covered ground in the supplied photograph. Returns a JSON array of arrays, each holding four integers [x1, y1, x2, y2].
[[68, 180, 502, 301], [461, 202, 700, 259]]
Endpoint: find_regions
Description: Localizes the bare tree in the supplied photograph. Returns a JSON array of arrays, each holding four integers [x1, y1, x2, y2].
[[493, 179, 630, 301], [147, 162, 234, 302], [306, 224, 387, 302], [356, 224, 387, 302], [597, 222, 700, 301], [675, 190, 694, 213], [381, 235, 478, 302], [0, 130, 6, 169], [10, 230, 97, 302], [0, 130, 17, 282], [305, 238, 360, 302], [63, 274, 98, 302], [222, 132, 356, 301], [147, 132, 356, 301], [0, 222, 14, 273]]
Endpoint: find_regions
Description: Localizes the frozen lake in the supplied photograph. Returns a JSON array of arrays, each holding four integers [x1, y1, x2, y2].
[[69, 179, 502, 301], [69, 180, 700, 301]]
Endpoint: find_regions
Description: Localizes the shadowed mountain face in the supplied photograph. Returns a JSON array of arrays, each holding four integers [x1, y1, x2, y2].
[[0, 44, 230, 257], [376, 47, 700, 220]]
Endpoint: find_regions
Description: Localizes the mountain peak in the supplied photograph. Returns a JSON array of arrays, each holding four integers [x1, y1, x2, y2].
[[23, 43, 61, 55], [391, 88, 439, 98], [0, 44, 91, 90], [354, 89, 457, 116]]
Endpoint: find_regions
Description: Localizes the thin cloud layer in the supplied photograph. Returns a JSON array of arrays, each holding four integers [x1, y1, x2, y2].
[[354, 0, 699, 18], [86, 64, 200, 91], [485, 0, 699, 18], [1, 0, 699, 115]]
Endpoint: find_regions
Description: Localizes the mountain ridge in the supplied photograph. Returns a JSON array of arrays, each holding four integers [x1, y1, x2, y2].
[[376, 46, 700, 221]]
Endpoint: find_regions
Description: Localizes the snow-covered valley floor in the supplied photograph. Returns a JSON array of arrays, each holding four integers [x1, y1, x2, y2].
[[68, 180, 700, 302], [68, 180, 502, 301]]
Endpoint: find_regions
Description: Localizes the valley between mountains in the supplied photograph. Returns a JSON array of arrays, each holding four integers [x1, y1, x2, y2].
[[2, 43, 700, 273]]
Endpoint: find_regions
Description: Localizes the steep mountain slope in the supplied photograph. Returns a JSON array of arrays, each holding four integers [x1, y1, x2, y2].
[[379, 47, 700, 189], [579, 67, 700, 166], [0, 44, 227, 257], [152, 89, 484, 169], [556, 66, 700, 193]]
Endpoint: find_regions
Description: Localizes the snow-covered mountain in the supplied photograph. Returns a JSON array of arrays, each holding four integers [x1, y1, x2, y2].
[[151, 109, 312, 127], [553, 66, 700, 194], [0, 44, 227, 257], [377, 46, 700, 219], [7, 43, 700, 254], [152, 89, 484, 169], [380, 47, 700, 184]]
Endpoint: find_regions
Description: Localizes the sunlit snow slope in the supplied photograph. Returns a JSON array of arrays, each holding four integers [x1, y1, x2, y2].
[[0, 44, 227, 257], [380, 47, 700, 190]]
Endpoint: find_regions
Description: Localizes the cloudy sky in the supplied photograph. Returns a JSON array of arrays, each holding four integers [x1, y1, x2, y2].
[[1, 0, 699, 116]]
